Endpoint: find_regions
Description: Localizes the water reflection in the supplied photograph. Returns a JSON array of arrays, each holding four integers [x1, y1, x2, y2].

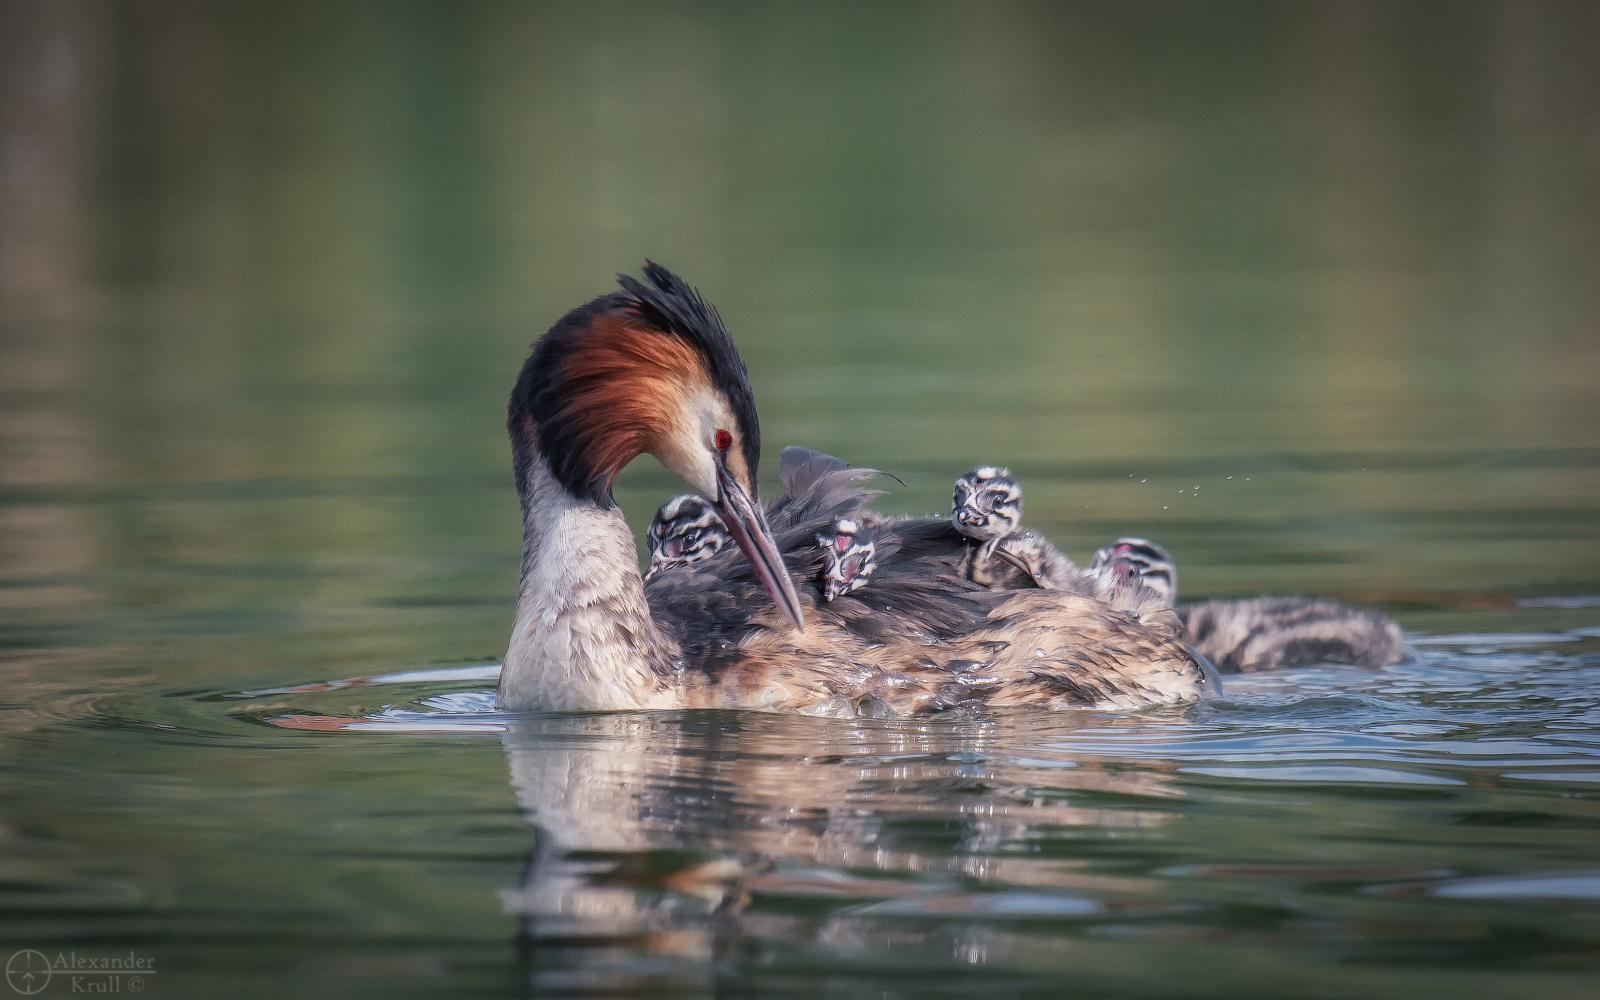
[[488, 644, 1600, 993], [503, 710, 1178, 859], [3, 2, 1599, 995], [501, 710, 1185, 987]]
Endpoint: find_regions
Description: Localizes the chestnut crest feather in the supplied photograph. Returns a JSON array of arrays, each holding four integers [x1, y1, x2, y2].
[[509, 262, 762, 509]]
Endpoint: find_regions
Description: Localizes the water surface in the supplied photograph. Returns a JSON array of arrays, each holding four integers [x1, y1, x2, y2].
[[2, 2, 1598, 996]]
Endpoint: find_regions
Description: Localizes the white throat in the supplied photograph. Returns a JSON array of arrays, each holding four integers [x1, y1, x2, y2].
[[499, 451, 679, 711]]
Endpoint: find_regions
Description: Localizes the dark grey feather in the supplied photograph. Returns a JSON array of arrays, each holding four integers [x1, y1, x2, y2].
[[1178, 596, 1413, 672], [778, 446, 849, 496]]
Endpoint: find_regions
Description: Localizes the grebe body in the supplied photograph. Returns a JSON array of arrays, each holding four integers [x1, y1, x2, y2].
[[500, 265, 1212, 714]]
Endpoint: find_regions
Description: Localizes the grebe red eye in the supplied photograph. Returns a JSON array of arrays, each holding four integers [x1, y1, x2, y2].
[[714, 429, 732, 451]]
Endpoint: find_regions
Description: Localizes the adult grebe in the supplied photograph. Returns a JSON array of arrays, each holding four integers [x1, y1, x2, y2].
[[499, 263, 1212, 714]]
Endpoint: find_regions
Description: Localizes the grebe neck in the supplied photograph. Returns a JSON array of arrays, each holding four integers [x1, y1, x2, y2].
[[499, 450, 679, 711]]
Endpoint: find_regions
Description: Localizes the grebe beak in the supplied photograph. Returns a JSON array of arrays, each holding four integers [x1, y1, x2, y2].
[[712, 461, 806, 630]]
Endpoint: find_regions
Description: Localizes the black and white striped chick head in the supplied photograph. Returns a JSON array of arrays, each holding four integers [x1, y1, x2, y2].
[[1088, 537, 1177, 608], [952, 466, 1024, 543], [817, 516, 877, 601], [644, 494, 730, 580]]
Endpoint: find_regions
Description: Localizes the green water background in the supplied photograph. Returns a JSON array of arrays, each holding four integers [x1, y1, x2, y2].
[[2, 2, 1598, 997]]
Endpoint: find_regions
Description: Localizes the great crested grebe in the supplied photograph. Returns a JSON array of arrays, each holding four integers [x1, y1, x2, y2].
[[817, 516, 877, 600], [643, 494, 726, 580], [934, 472, 1166, 617], [950, 470, 1180, 621], [1072, 539, 1413, 671], [951, 467, 1078, 592], [1179, 596, 1411, 672], [499, 263, 1212, 714], [1083, 537, 1179, 617], [646, 457, 1408, 673], [1087, 537, 1177, 607], [652, 464, 1168, 613]]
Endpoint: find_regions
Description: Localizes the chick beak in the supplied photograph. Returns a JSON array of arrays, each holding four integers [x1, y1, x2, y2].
[[955, 506, 987, 530], [711, 460, 806, 630]]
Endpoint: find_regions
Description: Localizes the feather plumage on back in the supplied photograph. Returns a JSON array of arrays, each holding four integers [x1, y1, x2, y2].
[[645, 447, 1410, 684], [1179, 596, 1412, 673], [644, 447, 1211, 715]]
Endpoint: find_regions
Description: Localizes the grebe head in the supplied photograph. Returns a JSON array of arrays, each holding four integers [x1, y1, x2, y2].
[[509, 261, 804, 628], [644, 494, 728, 579], [1088, 537, 1177, 605], [952, 466, 1023, 542], [817, 516, 877, 601]]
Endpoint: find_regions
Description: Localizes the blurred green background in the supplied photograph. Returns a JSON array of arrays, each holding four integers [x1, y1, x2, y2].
[[2, 4, 1599, 995], [3, 0, 1598, 664]]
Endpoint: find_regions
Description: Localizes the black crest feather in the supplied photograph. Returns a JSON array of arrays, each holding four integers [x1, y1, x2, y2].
[[617, 263, 761, 490]]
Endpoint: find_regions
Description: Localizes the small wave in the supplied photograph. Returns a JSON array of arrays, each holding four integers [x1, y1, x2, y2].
[[1411, 630, 1588, 646], [223, 623, 1600, 743], [1372, 871, 1600, 903], [269, 708, 506, 733], [1501, 770, 1600, 784], [236, 663, 502, 697], [1180, 765, 1464, 785]]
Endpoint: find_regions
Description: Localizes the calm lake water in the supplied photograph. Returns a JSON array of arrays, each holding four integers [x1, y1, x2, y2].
[[3, 2, 1598, 997]]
